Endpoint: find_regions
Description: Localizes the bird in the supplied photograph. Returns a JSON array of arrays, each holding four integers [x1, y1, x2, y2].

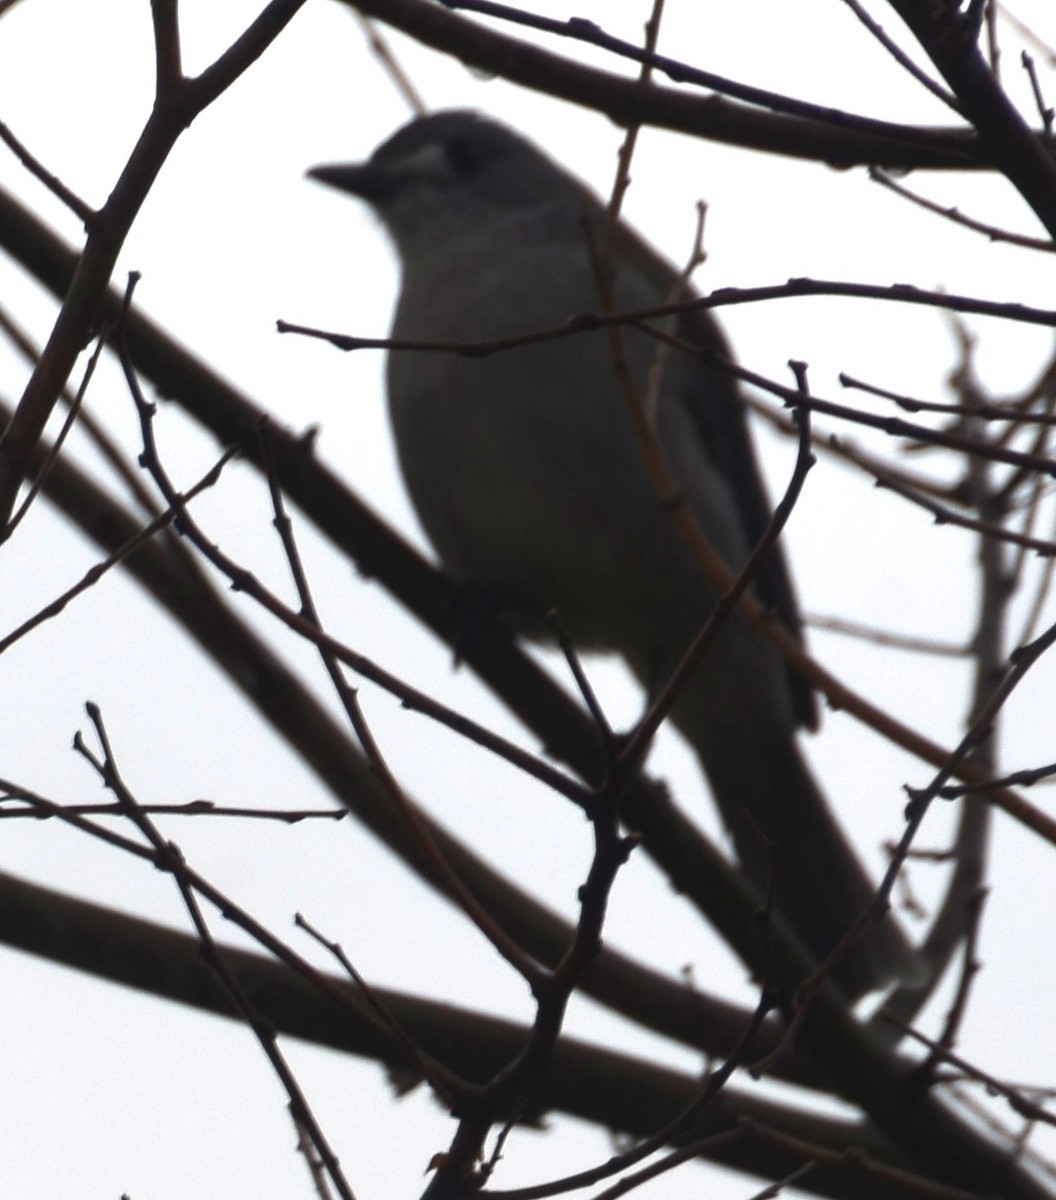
[[308, 109, 918, 997]]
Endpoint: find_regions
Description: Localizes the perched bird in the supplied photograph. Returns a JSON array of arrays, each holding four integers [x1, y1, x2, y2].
[[309, 110, 917, 997]]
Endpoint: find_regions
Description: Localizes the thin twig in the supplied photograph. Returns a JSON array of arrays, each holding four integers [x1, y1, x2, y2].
[[0, 117, 94, 222], [870, 167, 1056, 251], [930, 888, 987, 1061], [840, 0, 961, 111], [73, 703, 359, 1200], [0, 450, 234, 657], [1021, 50, 1055, 136], [295, 911, 449, 1103], [4, 324, 107, 539], [887, 1018, 1056, 1131], [259, 425, 548, 990], [805, 613, 968, 657], [0, 797, 343, 822], [279, 278, 1056, 358], [350, 9, 428, 115]]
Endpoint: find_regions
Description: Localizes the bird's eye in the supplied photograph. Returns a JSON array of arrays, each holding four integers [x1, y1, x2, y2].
[[444, 136, 489, 175]]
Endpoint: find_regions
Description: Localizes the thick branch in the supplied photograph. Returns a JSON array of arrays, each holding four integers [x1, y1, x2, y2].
[[0, 870, 952, 1200], [342, 0, 997, 169], [883, 1, 1056, 237]]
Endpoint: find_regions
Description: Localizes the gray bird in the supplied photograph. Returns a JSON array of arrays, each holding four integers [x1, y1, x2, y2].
[[309, 110, 917, 997]]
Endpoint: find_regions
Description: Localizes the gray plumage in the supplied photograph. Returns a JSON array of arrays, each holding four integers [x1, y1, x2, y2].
[[309, 110, 918, 997]]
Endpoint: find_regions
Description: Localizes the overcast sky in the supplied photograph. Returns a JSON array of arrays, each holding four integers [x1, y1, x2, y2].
[[1, 3, 1055, 1198]]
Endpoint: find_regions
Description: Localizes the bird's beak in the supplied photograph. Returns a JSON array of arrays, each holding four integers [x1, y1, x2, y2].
[[306, 162, 395, 201]]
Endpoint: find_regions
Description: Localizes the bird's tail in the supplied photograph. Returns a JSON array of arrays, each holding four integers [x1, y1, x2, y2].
[[685, 711, 922, 999]]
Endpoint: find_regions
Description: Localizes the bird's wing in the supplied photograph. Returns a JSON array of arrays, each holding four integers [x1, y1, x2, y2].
[[610, 217, 818, 729]]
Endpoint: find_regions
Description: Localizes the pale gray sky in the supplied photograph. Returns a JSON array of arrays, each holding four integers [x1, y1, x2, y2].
[[1, 3, 1054, 1198]]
